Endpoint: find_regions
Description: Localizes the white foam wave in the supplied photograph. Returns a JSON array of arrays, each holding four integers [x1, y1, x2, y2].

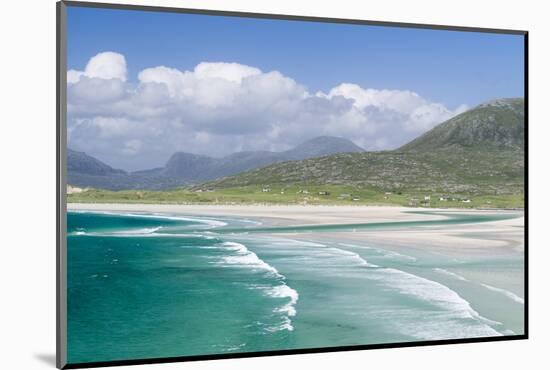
[[434, 268, 468, 281], [219, 343, 247, 352], [331, 248, 379, 268], [266, 285, 299, 317], [434, 269, 524, 305], [112, 226, 162, 235], [371, 267, 502, 337], [219, 242, 279, 275], [266, 316, 294, 332], [338, 243, 417, 262], [385, 251, 417, 262], [480, 283, 524, 304], [216, 241, 299, 331]]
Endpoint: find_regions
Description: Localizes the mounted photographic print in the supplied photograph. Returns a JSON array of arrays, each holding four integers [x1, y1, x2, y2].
[[57, 1, 527, 368]]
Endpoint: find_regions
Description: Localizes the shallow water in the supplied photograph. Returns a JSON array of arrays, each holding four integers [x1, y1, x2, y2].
[[67, 210, 524, 364]]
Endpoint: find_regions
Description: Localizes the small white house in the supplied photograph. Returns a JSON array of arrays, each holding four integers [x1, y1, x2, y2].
[[462, 199, 472, 203], [424, 195, 431, 201], [262, 187, 271, 192]]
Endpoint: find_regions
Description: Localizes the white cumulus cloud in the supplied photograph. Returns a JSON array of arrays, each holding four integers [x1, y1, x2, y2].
[[68, 51, 127, 83], [67, 52, 468, 171]]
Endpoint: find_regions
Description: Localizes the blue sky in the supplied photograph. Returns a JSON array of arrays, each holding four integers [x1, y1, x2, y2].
[[66, 5, 525, 170], [67, 6, 524, 109]]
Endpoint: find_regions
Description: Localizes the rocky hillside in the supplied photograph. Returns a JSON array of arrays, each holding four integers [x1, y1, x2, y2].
[[67, 149, 125, 176], [401, 98, 524, 151]]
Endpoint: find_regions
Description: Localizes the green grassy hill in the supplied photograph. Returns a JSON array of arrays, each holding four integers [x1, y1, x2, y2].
[[199, 147, 523, 196]]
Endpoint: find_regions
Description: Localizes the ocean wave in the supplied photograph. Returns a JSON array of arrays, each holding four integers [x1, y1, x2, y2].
[[480, 283, 524, 304], [434, 269, 524, 305], [216, 241, 299, 331], [338, 243, 417, 262], [265, 316, 294, 333], [434, 268, 468, 281], [320, 246, 503, 336], [370, 267, 502, 337], [331, 248, 379, 268], [219, 242, 280, 276], [112, 226, 163, 235], [216, 343, 247, 352], [267, 285, 299, 317]]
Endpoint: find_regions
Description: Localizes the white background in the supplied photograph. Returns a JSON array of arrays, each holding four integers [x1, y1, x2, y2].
[[0, 0, 547, 369]]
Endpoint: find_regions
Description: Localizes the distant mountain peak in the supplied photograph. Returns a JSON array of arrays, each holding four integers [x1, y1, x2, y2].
[[285, 136, 364, 160], [297, 135, 363, 147], [67, 148, 126, 176]]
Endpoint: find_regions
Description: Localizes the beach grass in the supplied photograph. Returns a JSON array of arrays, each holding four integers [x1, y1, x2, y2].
[[67, 184, 524, 209]]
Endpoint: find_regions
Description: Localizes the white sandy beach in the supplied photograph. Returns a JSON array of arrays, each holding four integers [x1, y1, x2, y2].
[[68, 203, 524, 255]]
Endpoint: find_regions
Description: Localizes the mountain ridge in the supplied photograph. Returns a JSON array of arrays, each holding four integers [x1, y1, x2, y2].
[[68, 136, 365, 190]]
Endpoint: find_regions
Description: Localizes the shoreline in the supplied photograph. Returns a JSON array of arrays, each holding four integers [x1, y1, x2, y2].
[[68, 202, 524, 257], [67, 202, 523, 227]]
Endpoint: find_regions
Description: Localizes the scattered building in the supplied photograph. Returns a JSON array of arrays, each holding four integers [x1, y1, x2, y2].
[[318, 191, 330, 196], [262, 187, 271, 192], [67, 185, 86, 195]]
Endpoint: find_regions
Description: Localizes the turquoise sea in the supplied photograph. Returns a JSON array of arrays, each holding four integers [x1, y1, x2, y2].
[[67, 210, 524, 364]]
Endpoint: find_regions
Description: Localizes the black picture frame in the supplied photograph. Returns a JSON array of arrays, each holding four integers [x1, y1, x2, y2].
[[56, 1, 529, 368]]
